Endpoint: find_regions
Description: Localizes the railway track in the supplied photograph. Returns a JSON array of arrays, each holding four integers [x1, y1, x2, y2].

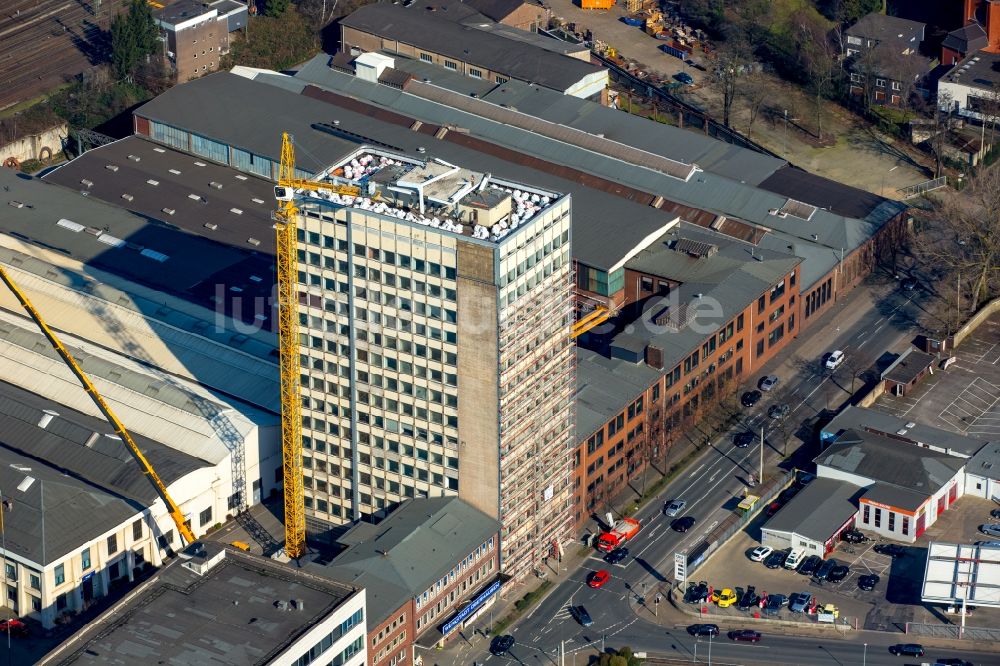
[[0, 0, 125, 111]]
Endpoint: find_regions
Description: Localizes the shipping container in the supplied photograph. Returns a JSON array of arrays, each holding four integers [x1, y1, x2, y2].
[[581, 0, 615, 9]]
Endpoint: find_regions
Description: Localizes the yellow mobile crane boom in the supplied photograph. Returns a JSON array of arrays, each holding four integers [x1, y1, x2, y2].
[[0, 266, 197, 546], [274, 132, 373, 558]]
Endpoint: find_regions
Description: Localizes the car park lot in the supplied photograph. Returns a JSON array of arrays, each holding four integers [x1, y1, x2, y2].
[[876, 314, 1000, 437], [691, 495, 1000, 632]]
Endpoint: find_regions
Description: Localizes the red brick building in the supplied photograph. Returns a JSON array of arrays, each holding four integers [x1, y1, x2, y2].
[[306, 497, 501, 666]]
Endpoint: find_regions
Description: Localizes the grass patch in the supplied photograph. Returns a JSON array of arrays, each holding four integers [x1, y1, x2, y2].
[[487, 580, 553, 636]]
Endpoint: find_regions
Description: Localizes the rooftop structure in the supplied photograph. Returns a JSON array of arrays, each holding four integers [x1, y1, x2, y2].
[[306, 497, 500, 627], [762, 478, 863, 543], [822, 405, 989, 458], [922, 541, 1000, 608], [44, 545, 367, 665], [881, 348, 937, 385], [942, 49, 1000, 89], [846, 13, 926, 47]]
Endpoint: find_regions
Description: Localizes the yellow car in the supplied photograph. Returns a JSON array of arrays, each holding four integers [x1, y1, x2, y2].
[[821, 603, 839, 619], [711, 588, 738, 608]]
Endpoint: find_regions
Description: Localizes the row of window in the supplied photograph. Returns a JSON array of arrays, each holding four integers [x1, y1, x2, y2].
[[804, 278, 834, 318], [862, 504, 910, 536], [849, 73, 903, 90], [416, 537, 495, 609], [416, 558, 495, 629]]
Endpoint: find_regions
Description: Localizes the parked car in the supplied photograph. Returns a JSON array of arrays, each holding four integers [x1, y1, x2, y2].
[[991, 508, 1000, 519], [934, 658, 974, 666], [604, 547, 629, 565], [827, 565, 850, 583], [0, 619, 28, 637], [825, 350, 845, 370], [900, 277, 919, 291], [711, 589, 738, 608], [664, 499, 687, 517], [874, 543, 906, 558], [674, 72, 694, 85], [765, 501, 783, 517], [798, 555, 822, 576], [572, 605, 593, 627], [888, 643, 924, 657], [737, 586, 760, 610], [672, 516, 696, 532], [763, 594, 787, 615], [728, 629, 762, 643], [750, 546, 773, 562], [733, 431, 755, 448], [820, 603, 839, 619], [979, 524, 1000, 538], [764, 549, 788, 569], [490, 635, 515, 656], [687, 624, 720, 637], [814, 559, 837, 581], [797, 472, 816, 486], [858, 574, 880, 591], [778, 486, 800, 503], [788, 592, 812, 613], [587, 569, 610, 589], [841, 529, 868, 544], [976, 540, 1000, 547], [768, 403, 790, 419], [741, 390, 762, 408], [759, 375, 779, 391], [684, 581, 709, 604]]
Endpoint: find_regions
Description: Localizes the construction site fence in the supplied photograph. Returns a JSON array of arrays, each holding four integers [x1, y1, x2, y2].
[[906, 621, 1000, 643]]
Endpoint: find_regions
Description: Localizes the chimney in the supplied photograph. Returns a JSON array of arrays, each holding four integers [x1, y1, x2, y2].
[[987, 0, 1000, 52], [645, 344, 664, 369]]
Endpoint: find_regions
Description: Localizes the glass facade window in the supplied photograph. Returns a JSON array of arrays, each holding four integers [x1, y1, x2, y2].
[[191, 133, 229, 164], [150, 121, 189, 151]]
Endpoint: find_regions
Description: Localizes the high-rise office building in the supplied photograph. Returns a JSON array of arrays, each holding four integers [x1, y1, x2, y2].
[[295, 147, 575, 581]]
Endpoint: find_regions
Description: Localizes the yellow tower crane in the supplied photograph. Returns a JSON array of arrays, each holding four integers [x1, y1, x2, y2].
[[0, 266, 197, 546], [273, 132, 372, 558]]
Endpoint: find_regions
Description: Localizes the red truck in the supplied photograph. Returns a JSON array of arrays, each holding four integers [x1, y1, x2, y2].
[[596, 518, 641, 552]]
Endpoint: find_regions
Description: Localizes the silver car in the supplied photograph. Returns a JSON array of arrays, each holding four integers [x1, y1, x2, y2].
[[759, 375, 779, 392], [980, 524, 1000, 538], [664, 499, 686, 517]]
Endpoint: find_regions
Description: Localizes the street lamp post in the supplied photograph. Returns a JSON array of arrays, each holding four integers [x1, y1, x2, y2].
[[882, 165, 899, 197], [708, 631, 713, 666], [863, 642, 867, 666]]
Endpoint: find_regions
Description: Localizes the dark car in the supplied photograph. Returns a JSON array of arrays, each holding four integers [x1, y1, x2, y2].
[[572, 605, 593, 627], [765, 501, 783, 517], [763, 594, 787, 615], [728, 629, 762, 643], [858, 574, 880, 591], [604, 547, 629, 565], [841, 529, 868, 544], [778, 486, 800, 503], [935, 659, 974, 666], [490, 635, 515, 656], [764, 549, 787, 569], [798, 555, 822, 576], [900, 277, 919, 291], [768, 403, 790, 419], [737, 585, 760, 610], [827, 565, 850, 583], [992, 508, 1000, 519], [672, 516, 696, 532], [874, 543, 906, 558], [684, 581, 709, 604], [741, 390, 762, 408], [814, 558, 837, 581], [688, 624, 720, 637], [733, 431, 755, 448], [674, 72, 694, 85], [888, 643, 924, 657]]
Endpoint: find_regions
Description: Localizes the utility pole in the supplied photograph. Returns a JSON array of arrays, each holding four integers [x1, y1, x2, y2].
[[759, 426, 764, 484], [783, 109, 788, 158]]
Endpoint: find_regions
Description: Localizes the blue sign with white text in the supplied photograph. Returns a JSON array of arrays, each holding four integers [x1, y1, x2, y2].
[[440, 579, 502, 635]]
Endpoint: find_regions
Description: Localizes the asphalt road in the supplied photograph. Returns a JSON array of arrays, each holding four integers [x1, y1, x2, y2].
[[449, 283, 965, 666]]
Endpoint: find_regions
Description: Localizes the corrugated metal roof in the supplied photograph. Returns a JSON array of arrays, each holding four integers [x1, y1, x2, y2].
[[762, 478, 862, 543]]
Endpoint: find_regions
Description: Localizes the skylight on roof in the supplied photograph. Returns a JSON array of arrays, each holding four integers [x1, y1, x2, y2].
[[97, 234, 126, 248], [141, 249, 169, 262], [57, 218, 85, 232]]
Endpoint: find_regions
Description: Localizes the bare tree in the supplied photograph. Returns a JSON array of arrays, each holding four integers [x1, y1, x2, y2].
[[930, 90, 955, 178], [712, 39, 752, 128], [794, 10, 840, 138], [919, 170, 1000, 311], [741, 70, 771, 138]]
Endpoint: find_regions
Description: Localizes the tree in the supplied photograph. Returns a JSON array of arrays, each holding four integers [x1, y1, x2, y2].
[[265, 0, 290, 17], [713, 39, 751, 128], [920, 170, 1000, 311], [222, 6, 320, 71], [793, 10, 839, 138], [819, 0, 883, 25], [929, 90, 955, 178], [110, 0, 159, 83], [741, 69, 772, 138]]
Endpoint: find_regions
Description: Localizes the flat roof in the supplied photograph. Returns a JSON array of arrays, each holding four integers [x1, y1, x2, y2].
[[923, 541, 1000, 607], [816, 429, 966, 499], [967, 441, 1000, 482], [0, 380, 208, 565], [762, 478, 862, 543], [340, 4, 604, 91], [49, 545, 361, 664], [846, 13, 925, 44], [824, 405, 988, 458], [943, 50, 1000, 90], [305, 497, 499, 626]]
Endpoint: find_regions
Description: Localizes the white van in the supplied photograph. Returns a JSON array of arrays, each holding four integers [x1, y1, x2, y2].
[[784, 548, 806, 570]]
